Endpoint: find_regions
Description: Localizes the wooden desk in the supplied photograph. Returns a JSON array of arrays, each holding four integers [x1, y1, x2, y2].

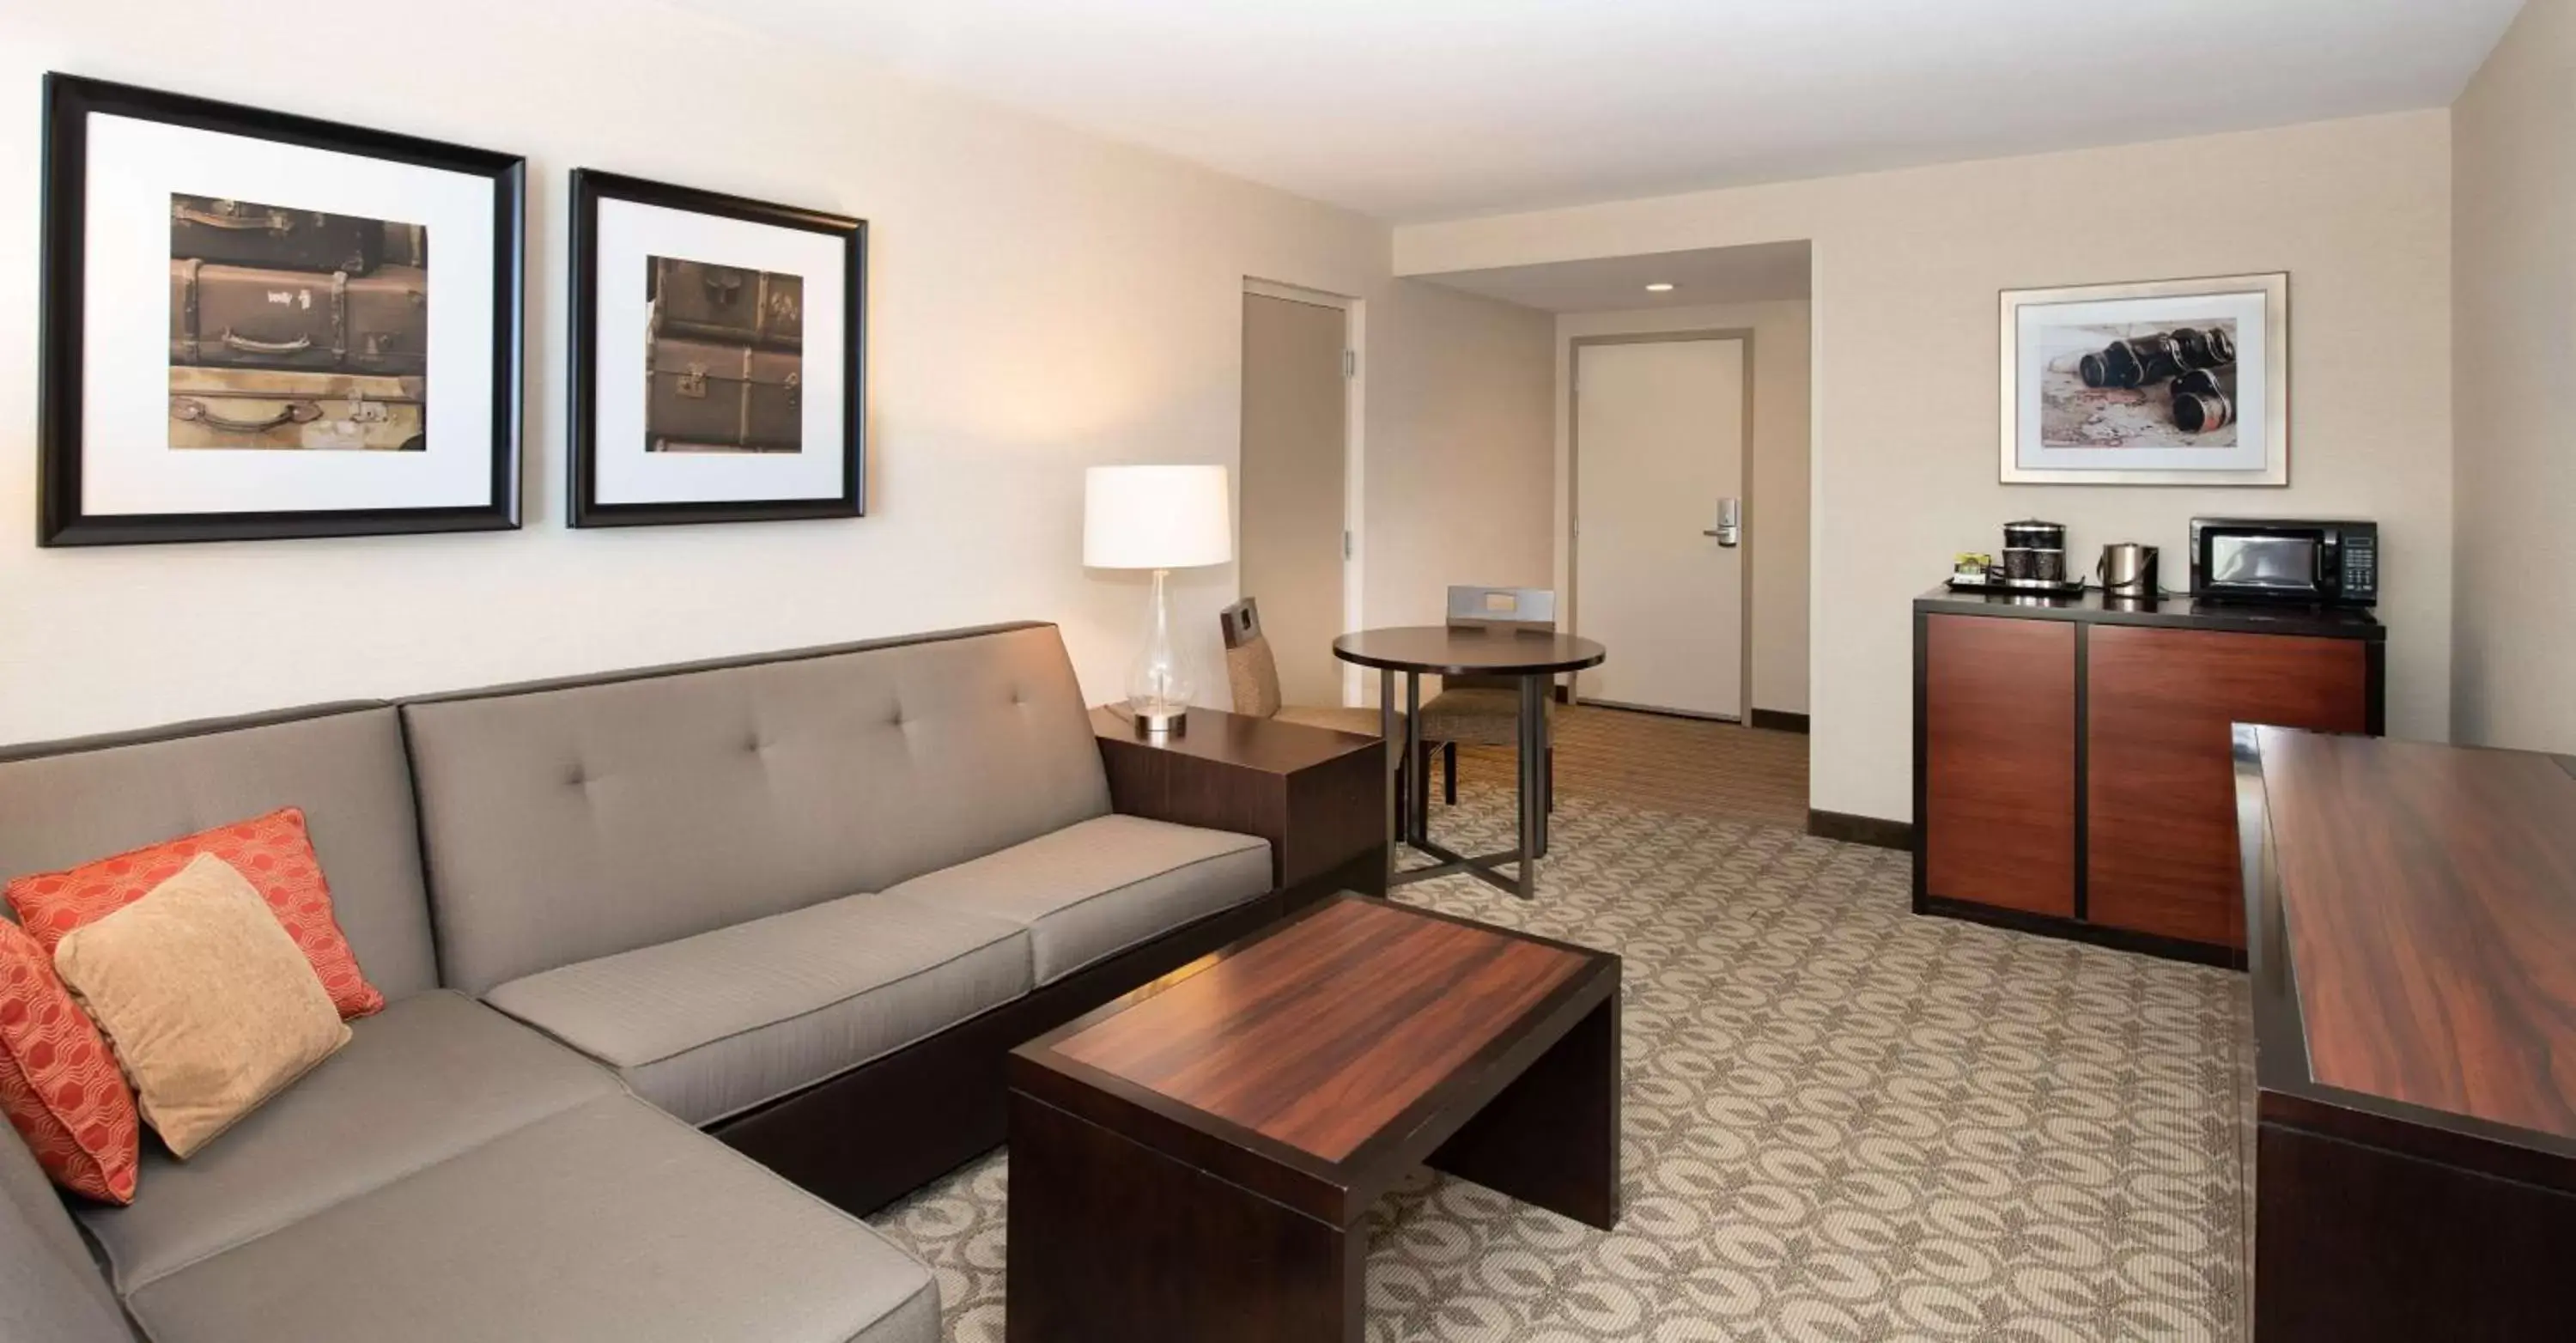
[[2235, 727, 2576, 1341], [1091, 705, 1385, 900]]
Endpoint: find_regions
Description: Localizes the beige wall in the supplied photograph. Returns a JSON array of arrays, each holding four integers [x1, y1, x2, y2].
[[1400, 112, 2454, 822], [2451, 0, 2576, 754], [1557, 302, 1811, 715], [1361, 281, 1558, 645], [0, 0, 1395, 741]]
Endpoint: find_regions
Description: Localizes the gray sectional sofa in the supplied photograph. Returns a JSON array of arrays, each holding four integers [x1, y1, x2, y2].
[[1, 623, 1312, 1343]]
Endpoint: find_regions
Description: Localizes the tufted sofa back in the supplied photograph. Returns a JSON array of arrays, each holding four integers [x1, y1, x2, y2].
[[399, 623, 1110, 994], [0, 704, 441, 1002]]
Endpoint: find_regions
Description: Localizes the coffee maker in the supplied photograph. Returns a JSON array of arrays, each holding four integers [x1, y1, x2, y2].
[[1999, 520, 2069, 585]]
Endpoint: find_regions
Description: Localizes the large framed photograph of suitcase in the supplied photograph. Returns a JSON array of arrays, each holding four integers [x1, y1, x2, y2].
[[568, 169, 866, 527], [37, 75, 526, 545]]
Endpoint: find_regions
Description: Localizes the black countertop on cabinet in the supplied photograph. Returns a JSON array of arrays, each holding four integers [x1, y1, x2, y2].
[[1915, 586, 2385, 641]]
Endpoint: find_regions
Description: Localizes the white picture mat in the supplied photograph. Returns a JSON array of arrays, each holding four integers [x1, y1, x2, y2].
[[2014, 289, 2269, 471], [592, 196, 848, 506], [80, 112, 501, 516]]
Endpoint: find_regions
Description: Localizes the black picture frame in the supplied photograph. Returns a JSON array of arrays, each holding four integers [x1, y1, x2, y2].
[[568, 168, 867, 527], [38, 73, 526, 546]]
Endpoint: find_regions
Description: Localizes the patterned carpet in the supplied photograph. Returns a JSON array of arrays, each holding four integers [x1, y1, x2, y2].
[[869, 783, 2245, 1342]]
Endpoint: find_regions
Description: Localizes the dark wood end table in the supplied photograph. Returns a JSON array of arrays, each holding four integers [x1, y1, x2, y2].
[[1092, 705, 1388, 899], [1005, 893, 1620, 1342]]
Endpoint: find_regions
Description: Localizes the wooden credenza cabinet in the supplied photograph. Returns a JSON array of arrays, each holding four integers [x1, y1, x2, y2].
[[1913, 588, 2383, 963]]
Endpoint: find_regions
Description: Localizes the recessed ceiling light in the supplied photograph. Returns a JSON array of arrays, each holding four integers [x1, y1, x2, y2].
[[1644, 283, 1676, 292]]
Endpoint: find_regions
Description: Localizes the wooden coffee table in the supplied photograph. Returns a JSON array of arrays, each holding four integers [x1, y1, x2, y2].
[[1005, 893, 1620, 1342]]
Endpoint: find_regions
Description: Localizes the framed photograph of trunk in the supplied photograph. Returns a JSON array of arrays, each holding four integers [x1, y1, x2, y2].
[[2000, 272, 2287, 486], [38, 74, 526, 546], [568, 169, 866, 527]]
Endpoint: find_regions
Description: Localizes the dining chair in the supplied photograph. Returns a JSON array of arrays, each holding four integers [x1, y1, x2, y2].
[[1416, 585, 1557, 811], [1219, 598, 1436, 830]]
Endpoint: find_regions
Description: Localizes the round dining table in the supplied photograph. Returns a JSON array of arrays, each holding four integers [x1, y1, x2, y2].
[[1332, 625, 1606, 899]]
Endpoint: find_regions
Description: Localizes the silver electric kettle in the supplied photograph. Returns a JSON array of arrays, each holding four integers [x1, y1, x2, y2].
[[2096, 543, 2159, 596]]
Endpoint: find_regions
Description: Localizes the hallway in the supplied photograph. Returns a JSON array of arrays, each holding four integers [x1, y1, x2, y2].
[[1454, 702, 1808, 830]]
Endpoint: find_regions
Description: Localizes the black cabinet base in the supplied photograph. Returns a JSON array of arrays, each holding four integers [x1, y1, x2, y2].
[[1916, 896, 2243, 969]]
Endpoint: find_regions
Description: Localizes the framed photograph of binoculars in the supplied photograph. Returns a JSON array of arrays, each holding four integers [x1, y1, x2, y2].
[[1999, 272, 2287, 486]]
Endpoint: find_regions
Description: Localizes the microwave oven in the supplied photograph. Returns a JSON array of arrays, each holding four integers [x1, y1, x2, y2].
[[2188, 518, 2379, 606]]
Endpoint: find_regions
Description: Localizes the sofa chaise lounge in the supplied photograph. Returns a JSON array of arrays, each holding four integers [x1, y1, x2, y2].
[[1, 622, 1347, 1342]]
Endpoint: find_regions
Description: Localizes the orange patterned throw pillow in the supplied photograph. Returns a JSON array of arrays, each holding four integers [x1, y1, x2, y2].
[[0, 919, 139, 1203], [4, 808, 384, 1019]]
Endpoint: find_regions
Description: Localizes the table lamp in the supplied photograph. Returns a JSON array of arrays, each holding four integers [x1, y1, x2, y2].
[[1084, 465, 1233, 733]]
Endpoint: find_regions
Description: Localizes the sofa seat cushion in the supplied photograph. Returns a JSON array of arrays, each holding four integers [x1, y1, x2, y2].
[[484, 892, 1031, 1126], [76, 990, 620, 1295], [880, 814, 1272, 986], [124, 1094, 938, 1343]]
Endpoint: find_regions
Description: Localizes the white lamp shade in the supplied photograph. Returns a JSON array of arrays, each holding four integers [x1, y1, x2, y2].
[[1083, 465, 1233, 569]]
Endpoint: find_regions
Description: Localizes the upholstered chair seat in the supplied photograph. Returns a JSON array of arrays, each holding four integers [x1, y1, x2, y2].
[[1413, 685, 1550, 746]]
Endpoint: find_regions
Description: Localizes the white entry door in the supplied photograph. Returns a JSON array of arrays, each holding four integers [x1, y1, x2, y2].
[[1574, 337, 1747, 720]]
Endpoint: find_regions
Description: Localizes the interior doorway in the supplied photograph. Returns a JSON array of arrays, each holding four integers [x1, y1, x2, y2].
[[1571, 333, 1752, 720], [1238, 284, 1353, 708]]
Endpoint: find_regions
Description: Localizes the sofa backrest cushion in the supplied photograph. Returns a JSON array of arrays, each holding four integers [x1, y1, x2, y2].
[[401, 623, 1112, 994], [1, 1110, 138, 1341], [0, 706, 439, 1004]]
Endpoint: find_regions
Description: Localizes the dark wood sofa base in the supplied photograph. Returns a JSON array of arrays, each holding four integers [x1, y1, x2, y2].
[[713, 874, 1354, 1217]]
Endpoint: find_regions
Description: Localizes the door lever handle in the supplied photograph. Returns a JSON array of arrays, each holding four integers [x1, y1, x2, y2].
[[1705, 498, 1741, 548]]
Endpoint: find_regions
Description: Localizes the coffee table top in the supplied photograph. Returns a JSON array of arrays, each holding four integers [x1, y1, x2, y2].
[[1011, 894, 1618, 1220]]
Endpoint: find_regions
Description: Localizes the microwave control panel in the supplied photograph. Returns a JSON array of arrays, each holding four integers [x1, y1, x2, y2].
[[2341, 532, 2379, 603]]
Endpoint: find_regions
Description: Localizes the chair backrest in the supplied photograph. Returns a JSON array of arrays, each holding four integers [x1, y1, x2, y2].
[[1218, 599, 1282, 718], [1446, 586, 1557, 633], [1443, 586, 1557, 691]]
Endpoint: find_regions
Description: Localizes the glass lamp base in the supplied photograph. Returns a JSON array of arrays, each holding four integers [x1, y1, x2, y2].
[[1123, 568, 1195, 736]]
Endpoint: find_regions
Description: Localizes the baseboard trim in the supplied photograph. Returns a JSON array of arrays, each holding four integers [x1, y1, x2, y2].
[[1916, 896, 2242, 969], [1749, 709, 1810, 734], [1807, 808, 1912, 850]]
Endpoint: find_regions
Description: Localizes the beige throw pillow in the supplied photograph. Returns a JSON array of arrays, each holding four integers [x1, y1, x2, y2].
[[52, 853, 350, 1158]]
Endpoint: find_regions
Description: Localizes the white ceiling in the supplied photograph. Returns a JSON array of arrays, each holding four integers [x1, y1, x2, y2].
[[680, 0, 2523, 222], [1419, 241, 1811, 313]]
